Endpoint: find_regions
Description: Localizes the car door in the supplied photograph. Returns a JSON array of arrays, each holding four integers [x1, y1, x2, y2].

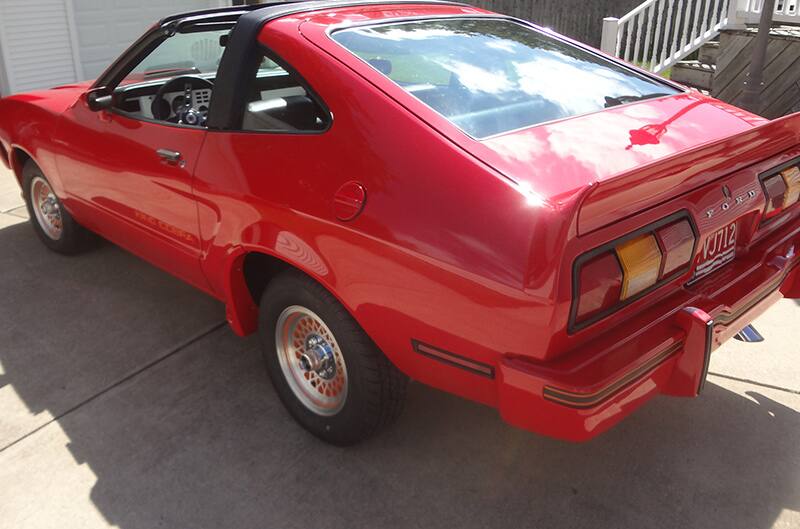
[[57, 107, 209, 290], [55, 25, 230, 293]]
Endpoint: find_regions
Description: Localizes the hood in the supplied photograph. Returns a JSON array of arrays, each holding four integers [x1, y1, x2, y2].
[[51, 80, 94, 91], [1, 80, 94, 114]]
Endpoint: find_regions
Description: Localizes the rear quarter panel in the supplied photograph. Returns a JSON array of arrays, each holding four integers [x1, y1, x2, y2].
[[194, 15, 561, 406]]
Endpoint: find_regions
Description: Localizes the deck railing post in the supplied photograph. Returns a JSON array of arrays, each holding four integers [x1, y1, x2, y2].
[[725, 0, 750, 29], [601, 17, 620, 54], [604, 0, 784, 73], [741, 0, 776, 114]]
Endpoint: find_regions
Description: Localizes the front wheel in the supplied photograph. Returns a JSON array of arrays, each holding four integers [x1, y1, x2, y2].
[[22, 160, 91, 254], [259, 270, 408, 445]]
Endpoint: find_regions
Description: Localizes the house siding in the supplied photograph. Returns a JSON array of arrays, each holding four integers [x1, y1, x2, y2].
[[0, 0, 229, 94], [73, 0, 228, 80], [0, 0, 79, 93]]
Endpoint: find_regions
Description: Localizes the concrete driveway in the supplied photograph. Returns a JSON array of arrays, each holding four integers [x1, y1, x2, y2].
[[0, 164, 798, 529]]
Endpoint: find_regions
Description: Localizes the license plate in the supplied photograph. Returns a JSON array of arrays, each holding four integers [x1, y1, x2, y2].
[[693, 221, 737, 281]]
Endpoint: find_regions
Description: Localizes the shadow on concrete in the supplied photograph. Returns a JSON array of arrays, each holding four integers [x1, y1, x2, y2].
[[0, 220, 225, 446], [1, 220, 799, 529]]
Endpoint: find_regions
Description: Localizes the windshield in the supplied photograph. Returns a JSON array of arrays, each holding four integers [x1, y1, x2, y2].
[[332, 18, 680, 139]]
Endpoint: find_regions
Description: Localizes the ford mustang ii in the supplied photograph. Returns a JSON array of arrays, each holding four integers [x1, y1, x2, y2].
[[0, 1, 798, 445]]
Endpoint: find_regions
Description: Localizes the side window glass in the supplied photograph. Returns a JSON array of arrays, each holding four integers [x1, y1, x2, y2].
[[112, 29, 229, 126], [241, 54, 329, 132], [122, 30, 228, 85]]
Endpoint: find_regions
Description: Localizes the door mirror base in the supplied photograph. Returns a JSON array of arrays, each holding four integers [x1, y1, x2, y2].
[[86, 88, 114, 112]]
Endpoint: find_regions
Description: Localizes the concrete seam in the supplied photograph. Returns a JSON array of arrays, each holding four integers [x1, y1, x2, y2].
[[0, 321, 227, 454], [707, 371, 800, 395]]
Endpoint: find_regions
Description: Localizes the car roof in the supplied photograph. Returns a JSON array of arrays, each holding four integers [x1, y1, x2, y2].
[[160, 0, 467, 27], [206, 1, 469, 130]]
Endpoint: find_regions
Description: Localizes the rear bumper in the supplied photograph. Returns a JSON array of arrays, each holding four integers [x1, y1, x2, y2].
[[497, 216, 800, 442]]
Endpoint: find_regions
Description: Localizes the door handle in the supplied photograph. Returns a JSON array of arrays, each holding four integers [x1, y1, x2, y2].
[[156, 148, 183, 165]]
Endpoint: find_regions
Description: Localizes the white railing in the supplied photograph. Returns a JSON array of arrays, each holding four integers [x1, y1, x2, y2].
[[601, 0, 800, 73]]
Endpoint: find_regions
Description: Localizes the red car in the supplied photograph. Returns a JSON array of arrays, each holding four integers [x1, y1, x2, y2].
[[1, 1, 798, 445]]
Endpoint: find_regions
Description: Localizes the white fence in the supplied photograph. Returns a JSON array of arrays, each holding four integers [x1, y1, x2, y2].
[[601, 0, 800, 73]]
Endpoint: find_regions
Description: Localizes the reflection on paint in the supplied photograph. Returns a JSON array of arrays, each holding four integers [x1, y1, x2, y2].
[[275, 231, 329, 277]]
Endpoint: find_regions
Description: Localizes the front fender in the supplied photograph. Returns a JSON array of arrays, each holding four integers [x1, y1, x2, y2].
[[0, 88, 84, 195]]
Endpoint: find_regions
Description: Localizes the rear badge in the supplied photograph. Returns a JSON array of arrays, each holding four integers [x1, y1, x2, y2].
[[705, 188, 758, 218], [692, 221, 737, 281]]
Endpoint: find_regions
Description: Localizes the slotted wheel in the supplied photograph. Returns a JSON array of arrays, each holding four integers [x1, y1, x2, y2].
[[275, 305, 348, 416], [31, 176, 63, 240]]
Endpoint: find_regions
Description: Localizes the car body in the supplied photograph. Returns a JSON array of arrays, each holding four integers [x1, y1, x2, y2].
[[0, 0, 798, 443]]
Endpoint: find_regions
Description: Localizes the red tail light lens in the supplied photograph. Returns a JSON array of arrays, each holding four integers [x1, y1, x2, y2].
[[763, 174, 788, 220], [655, 219, 695, 277], [575, 252, 623, 321], [571, 213, 697, 332]]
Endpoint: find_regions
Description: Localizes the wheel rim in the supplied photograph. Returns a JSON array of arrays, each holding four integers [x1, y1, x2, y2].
[[31, 177, 63, 240], [275, 305, 348, 416]]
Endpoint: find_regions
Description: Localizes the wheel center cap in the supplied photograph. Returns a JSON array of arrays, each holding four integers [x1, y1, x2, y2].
[[299, 334, 337, 380], [41, 198, 58, 216]]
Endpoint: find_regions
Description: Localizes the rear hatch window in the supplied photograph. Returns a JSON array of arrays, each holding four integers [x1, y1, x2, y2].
[[332, 18, 680, 139]]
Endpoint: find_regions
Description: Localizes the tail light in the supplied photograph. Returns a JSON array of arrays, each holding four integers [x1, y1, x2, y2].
[[617, 234, 662, 299], [571, 213, 697, 332], [656, 219, 696, 276], [782, 166, 800, 207], [574, 252, 623, 321], [761, 163, 800, 223]]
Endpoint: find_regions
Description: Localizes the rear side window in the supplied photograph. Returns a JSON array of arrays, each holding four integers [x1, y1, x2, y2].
[[332, 18, 679, 139], [239, 55, 329, 133]]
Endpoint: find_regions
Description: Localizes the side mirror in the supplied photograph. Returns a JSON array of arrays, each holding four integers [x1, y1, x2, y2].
[[86, 88, 113, 112]]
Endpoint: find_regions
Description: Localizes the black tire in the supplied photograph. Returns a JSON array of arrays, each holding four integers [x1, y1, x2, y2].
[[22, 160, 91, 254], [259, 270, 408, 446]]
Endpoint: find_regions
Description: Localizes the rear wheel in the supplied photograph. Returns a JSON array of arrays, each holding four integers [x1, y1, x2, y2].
[[23, 160, 91, 254], [259, 270, 408, 445]]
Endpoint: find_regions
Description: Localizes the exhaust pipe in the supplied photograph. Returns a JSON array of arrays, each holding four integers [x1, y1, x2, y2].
[[734, 324, 764, 343]]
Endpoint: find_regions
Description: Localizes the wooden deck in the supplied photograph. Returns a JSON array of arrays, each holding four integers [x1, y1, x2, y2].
[[713, 26, 800, 119]]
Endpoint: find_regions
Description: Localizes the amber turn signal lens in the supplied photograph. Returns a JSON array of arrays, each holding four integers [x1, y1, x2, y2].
[[781, 166, 800, 208], [616, 234, 662, 300], [656, 220, 695, 277]]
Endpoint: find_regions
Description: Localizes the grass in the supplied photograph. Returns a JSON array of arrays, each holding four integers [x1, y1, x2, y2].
[[634, 61, 672, 79]]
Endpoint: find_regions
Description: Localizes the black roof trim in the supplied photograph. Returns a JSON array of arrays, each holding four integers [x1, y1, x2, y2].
[[207, 0, 467, 130], [158, 3, 285, 26], [159, 0, 463, 27]]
